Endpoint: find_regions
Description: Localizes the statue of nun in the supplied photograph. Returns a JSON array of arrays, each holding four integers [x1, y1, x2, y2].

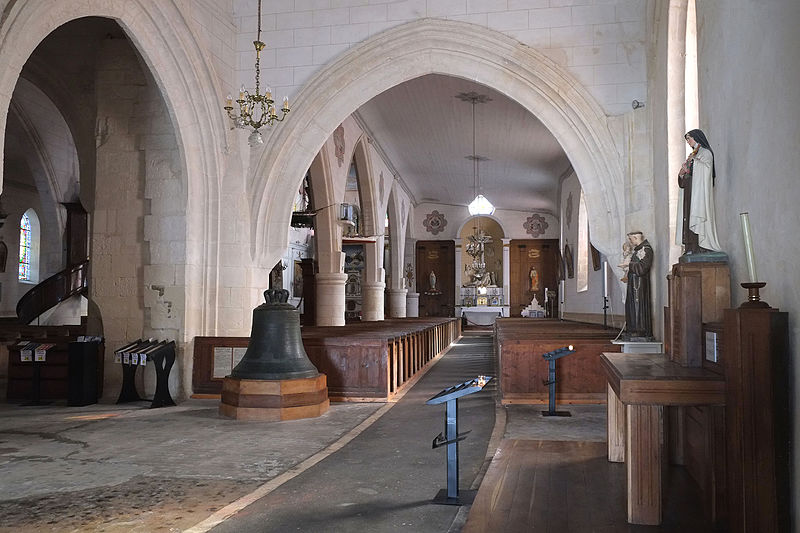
[[676, 129, 723, 256]]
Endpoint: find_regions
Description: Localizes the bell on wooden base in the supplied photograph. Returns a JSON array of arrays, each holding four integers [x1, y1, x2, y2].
[[220, 289, 328, 421], [231, 288, 319, 380]]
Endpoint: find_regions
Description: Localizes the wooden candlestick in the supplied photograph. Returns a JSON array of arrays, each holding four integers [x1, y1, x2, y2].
[[739, 282, 769, 309]]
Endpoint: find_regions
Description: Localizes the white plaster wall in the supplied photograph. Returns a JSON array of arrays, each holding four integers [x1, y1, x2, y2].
[[698, 0, 800, 517], [233, 0, 647, 116], [411, 202, 559, 241], [559, 171, 624, 323]]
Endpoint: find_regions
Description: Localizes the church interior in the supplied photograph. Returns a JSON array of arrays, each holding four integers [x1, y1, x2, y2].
[[0, 0, 797, 531]]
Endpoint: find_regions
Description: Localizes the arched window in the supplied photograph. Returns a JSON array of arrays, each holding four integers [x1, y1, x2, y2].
[[18, 209, 40, 283], [576, 192, 589, 292], [685, 0, 699, 133]]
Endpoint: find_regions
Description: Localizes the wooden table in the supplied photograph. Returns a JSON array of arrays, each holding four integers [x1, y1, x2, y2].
[[600, 352, 725, 525]]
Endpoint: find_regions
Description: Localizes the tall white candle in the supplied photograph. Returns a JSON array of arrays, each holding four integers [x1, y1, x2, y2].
[[739, 212, 758, 282], [603, 261, 609, 298]]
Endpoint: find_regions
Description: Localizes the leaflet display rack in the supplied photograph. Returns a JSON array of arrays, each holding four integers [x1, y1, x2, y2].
[[114, 339, 176, 408]]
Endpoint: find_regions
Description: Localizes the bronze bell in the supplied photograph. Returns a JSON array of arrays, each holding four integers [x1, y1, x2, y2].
[[230, 289, 319, 380]]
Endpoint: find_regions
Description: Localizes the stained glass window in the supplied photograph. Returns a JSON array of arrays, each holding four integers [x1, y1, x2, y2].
[[19, 213, 31, 281]]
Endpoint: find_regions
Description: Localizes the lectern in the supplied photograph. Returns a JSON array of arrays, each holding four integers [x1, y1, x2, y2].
[[427, 375, 492, 505]]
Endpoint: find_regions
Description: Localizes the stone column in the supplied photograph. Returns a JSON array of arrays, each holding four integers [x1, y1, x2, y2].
[[406, 292, 419, 317], [362, 281, 386, 321], [316, 272, 347, 326], [502, 238, 511, 306], [454, 238, 463, 307], [361, 239, 385, 321], [388, 288, 407, 318]]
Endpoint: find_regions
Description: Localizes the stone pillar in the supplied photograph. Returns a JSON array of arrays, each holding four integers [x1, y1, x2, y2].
[[362, 281, 386, 321], [362, 239, 385, 321], [454, 238, 463, 307], [406, 292, 419, 317], [388, 288, 407, 318], [502, 238, 511, 306], [316, 272, 347, 326]]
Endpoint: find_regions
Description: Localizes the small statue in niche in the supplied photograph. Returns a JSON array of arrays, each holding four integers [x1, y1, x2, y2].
[[528, 265, 539, 291], [624, 231, 654, 341], [425, 270, 441, 295]]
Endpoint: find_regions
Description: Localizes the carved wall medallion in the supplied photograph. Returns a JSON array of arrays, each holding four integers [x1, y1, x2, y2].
[[523, 213, 549, 238], [423, 210, 447, 235], [565, 192, 574, 230], [333, 124, 345, 167]]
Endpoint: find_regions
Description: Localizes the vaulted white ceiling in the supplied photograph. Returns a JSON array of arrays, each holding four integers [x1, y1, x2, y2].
[[355, 74, 572, 214]]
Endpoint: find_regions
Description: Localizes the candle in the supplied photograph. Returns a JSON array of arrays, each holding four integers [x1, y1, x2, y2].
[[239, 85, 245, 100], [225, 94, 232, 107], [283, 96, 289, 110], [740, 212, 758, 282], [266, 86, 272, 100], [603, 261, 608, 298]]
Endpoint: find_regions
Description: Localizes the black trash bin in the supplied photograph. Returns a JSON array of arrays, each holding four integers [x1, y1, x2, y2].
[[68, 341, 101, 406]]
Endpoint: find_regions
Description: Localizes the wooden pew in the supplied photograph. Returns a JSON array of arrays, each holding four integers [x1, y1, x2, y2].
[[495, 319, 621, 404], [192, 318, 461, 401]]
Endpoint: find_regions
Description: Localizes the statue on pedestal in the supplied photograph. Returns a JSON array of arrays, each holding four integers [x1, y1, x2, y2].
[[676, 129, 726, 262], [624, 231, 654, 340]]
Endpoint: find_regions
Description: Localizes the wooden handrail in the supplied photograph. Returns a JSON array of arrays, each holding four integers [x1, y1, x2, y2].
[[16, 260, 89, 325]]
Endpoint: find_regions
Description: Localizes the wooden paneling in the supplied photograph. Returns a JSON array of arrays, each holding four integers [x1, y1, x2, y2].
[[626, 404, 663, 525], [416, 240, 455, 317], [723, 307, 791, 533], [667, 262, 730, 367], [508, 239, 559, 317]]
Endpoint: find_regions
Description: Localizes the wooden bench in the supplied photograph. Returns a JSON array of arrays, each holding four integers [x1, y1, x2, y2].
[[495, 319, 621, 404]]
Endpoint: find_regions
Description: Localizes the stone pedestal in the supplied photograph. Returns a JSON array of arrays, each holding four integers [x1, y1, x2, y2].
[[388, 288, 407, 318], [316, 272, 347, 326], [361, 281, 385, 321], [406, 292, 419, 317], [219, 374, 329, 421]]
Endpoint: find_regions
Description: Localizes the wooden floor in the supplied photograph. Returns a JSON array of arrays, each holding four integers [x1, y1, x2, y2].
[[464, 440, 714, 533]]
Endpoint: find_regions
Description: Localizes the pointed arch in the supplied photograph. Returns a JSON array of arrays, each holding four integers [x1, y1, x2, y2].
[[252, 18, 623, 266], [0, 0, 227, 335], [351, 135, 380, 237]]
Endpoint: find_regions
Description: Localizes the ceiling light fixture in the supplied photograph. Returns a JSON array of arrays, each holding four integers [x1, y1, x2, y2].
[[224, 0, 290, 146], [458, 92, 495, 216]]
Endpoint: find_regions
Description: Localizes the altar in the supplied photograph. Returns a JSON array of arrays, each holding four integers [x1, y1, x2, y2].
[[456, 306, 509, 326]]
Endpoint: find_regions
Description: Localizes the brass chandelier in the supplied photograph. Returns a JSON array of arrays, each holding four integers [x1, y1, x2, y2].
[[224, 0, 290, 146]]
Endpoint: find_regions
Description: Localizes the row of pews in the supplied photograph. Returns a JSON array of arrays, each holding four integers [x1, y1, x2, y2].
[[494, 318, 621, 404], [193, 317, 461, 402]]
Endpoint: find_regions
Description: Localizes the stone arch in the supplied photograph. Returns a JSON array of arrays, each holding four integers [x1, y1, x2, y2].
[[252, 18, 624, 267], [456, 215, 507, 239], [0, 0, 227, 336], [351, 135, 380, 238]]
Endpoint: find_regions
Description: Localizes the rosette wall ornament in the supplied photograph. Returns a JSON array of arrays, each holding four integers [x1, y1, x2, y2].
[[223, 0, 290, 146], [523, 214, 549, 238]]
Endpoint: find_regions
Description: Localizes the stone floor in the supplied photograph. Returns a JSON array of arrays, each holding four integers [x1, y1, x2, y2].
[[0, 332, 612, 532], [0, 334, 501, 532]]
